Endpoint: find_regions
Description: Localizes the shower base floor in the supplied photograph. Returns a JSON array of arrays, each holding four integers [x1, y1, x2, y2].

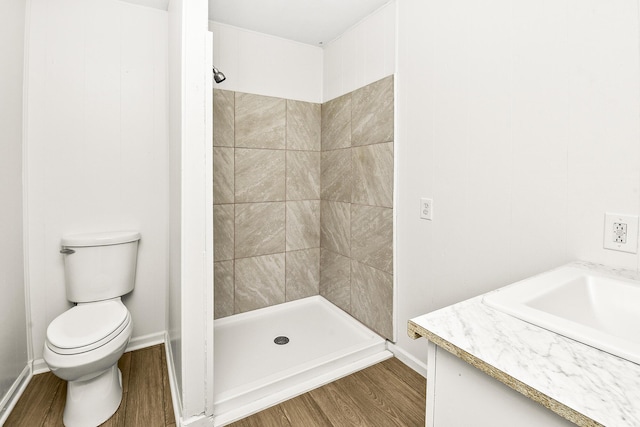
[[212, 296, 391, 426]]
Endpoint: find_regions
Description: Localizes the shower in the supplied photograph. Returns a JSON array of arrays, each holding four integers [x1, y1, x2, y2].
[[210, 9, 396, 422], [211, 74, 396, 424], [212, 66, 226, 83]]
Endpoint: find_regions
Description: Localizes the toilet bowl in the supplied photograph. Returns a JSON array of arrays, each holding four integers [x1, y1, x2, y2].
[[44, 299, 133, 426], [43, 230, 140, 427]]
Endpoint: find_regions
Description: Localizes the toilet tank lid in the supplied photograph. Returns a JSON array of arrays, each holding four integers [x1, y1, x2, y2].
[[61, 231, 141, 247]]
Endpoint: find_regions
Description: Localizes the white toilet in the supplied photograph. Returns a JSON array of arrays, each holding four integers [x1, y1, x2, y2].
[[43, 230, 141, 427]]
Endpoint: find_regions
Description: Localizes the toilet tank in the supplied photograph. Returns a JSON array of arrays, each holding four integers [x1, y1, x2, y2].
[[60, 231, 141, 303]]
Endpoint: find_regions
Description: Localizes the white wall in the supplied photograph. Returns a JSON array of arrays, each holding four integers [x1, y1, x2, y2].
[[167, 0, 184, 408], [209, 21, 323, 103], [322, 1, 396, 101], [25, 0, 169, 361], [0, 0, 29, 410], [168, 0, 215, 423], [396, 0, 640, 363], [209, 1, 395, 104]]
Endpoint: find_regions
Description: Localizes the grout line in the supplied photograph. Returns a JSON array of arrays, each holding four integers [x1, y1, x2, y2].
[[232, 91, 237, 315], [284, 98, 289, 303]]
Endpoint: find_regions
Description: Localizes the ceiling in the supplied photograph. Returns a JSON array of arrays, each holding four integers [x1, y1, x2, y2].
[[208, 0, 391, 46]]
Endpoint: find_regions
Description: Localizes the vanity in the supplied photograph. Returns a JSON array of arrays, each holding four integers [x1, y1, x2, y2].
[[409, 262, 640, 427]]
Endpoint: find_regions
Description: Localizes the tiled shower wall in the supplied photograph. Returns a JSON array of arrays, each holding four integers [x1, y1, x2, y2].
[[213, 90, 322, 317], [319, 76, 394, 339], [213, 75, 394, 340]]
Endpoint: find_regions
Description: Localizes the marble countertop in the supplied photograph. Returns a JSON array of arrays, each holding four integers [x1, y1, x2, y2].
[[408, 261, 640, 427]]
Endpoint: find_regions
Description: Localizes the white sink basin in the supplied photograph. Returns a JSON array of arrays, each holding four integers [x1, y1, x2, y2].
[[483, 265, 640, 364]]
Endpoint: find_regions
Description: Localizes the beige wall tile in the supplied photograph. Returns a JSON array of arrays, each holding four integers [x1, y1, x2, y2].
[[235, 92, 285, 149], [286, 151, 320, 200], [285, 248, 320, 301], [320, 201, 350, 257], [235, 202, 285, 258], [211, 81, 395, 319], [351, 76, 394, 147], [351, 205, 393, 274], [351, 260, 393, 339], [286, 200, 320, 251], [321, 93, 351, 151], [235, 253, 285, 313], [213, 204, 234, 261], [287, 100, 321, 151], [352, 142, 394, 207], [319, 249, 351, 312], [214, 260, 234, 319], [213, 147, 234, 204], [321, 148, 352, 202], [235, 148, 285, 203], [213, 89, 234, 147]]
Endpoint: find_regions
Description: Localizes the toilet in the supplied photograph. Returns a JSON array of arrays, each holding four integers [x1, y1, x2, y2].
[[43, 230, 141, 427]]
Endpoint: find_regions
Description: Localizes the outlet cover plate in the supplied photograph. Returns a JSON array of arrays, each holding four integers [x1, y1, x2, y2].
[[604, 213, 639, 253], [420, 198, 433, 220]]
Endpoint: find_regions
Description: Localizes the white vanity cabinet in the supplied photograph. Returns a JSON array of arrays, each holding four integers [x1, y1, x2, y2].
[[425, 341, 575, 427]]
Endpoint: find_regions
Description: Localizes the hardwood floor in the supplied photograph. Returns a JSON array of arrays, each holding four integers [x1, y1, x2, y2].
[[230, 357, 426, 427], [4, 344, 175, 427], [6, 350, 425, 427]]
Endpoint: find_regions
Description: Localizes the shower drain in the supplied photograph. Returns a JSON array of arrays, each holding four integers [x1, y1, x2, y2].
[[274, 336, 290, 345]]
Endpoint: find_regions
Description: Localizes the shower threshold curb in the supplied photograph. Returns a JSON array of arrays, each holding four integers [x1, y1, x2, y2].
[[212, 349, 392, 427]]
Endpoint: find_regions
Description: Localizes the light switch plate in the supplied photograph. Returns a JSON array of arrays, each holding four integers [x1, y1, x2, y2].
[[604, 213, 639, 253]]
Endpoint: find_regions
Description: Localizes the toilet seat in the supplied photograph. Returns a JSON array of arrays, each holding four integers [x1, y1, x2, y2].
[[46, 300, 131, 355]]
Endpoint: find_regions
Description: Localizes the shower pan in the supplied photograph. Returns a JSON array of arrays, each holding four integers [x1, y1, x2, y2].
[[212, 296, 391, 426]]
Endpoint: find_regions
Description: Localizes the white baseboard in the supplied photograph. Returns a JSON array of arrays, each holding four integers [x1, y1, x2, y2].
[[32, 331, 166, 376], [0, 364, 32, 425], [183, 414, 215, 427], [386, 341, 428, 378], [125, 331, 165, 352], [32, 358, 49, 375], [163, 332, 183, 427]]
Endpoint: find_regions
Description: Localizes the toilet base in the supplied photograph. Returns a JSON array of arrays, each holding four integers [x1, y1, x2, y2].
[[63, 364, 123, 427]]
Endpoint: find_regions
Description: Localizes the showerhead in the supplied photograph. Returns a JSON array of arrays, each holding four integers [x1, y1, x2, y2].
[[213, 66, 226, 84]]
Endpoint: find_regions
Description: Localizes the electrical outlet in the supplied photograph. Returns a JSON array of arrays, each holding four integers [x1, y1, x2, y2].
[[613, 222, 627, 244], [604, 213, 638, 253], [420, 198, 433, 220]]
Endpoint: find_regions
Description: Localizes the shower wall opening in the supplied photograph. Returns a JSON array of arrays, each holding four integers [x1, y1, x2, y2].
[[212, 75, 395, 424]]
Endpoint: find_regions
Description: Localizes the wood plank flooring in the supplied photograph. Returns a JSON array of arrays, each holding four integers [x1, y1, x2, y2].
[[5, 344, 175, 427], [230, 357, 426, 427], [6, 349, 425, 427]]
